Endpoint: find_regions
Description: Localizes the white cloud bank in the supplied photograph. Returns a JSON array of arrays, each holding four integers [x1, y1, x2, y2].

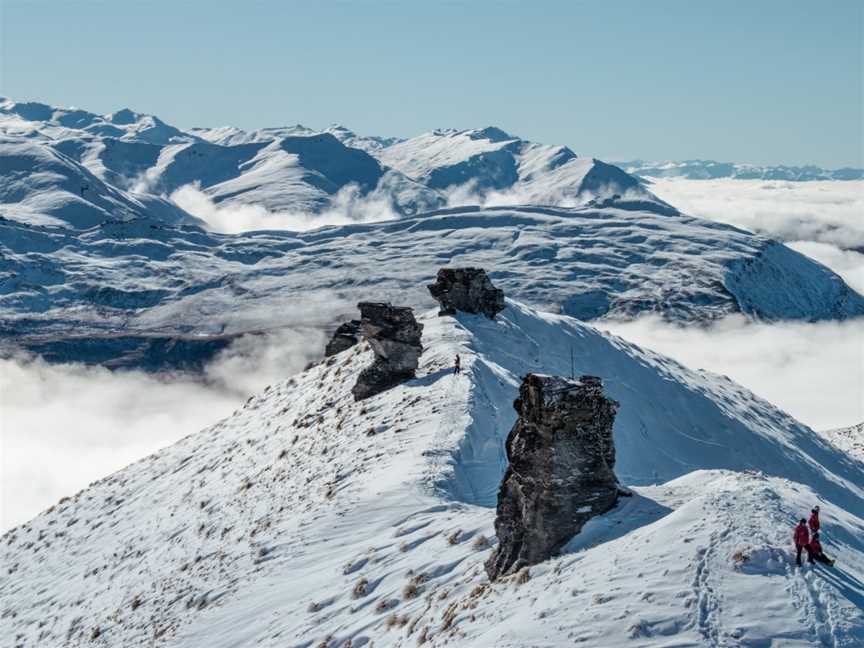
[[0, 326, 325, 531], [171, 183, 399, 234], [600, 315, 864, 435], [648, 178, 864, 250]]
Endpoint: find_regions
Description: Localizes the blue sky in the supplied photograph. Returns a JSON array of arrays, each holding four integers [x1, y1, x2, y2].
[[1, 0, 861, 167]]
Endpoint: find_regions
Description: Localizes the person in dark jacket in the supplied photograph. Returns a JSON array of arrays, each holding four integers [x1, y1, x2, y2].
[[808, 506, 820, 534], [794, 519, 810, 566], [453, 354, 461, 375], [809, 532, 835, 566]]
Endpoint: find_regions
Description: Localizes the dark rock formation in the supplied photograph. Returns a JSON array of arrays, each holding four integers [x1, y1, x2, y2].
[[351, 302, 423, 401], [427, 267, 505, 319], [324, 320, 361, 356], [485, 373, 620, 581]]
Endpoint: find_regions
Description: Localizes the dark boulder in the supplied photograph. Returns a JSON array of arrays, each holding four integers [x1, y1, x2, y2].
[[485, 373, 620, 581], [351, 302, 423, 401], [427, 267, 505, 319], [324, 320, 361, 356]]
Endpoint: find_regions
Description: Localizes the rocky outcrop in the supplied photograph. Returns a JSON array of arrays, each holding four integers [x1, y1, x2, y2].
[[351, 302, 423, 401], [324, 320, 361, 356], [427, 267, 505, 319], [485, 373, 620, 581]]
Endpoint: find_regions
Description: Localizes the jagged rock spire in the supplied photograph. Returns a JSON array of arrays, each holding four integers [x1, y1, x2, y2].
[[485, 373, 620, 581]]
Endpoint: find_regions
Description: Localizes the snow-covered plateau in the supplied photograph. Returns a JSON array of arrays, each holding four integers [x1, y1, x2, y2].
[[2, 301, 862, 647]]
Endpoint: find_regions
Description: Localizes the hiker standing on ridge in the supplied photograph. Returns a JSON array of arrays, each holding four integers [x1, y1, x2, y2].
[[453, 354, 461, 375], [809, 506, 820, 534], [794, 518, 810, 566]]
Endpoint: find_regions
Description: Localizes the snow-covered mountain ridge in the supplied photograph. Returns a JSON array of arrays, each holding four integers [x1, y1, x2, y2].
[[0, 98, 660, 222], [3, 299, 862, 646], [4, 202, 864, 369]]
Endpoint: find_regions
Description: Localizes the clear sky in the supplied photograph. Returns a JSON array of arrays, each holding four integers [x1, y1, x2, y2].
[[1, 0, 861, 167]]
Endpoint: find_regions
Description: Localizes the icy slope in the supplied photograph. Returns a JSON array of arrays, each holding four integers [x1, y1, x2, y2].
[[3, 301, 862, 647]]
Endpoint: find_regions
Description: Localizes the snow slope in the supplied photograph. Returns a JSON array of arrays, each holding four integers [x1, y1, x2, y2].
[[2, 300, 862, 647], [4, 203, 863, 369], [822, 423, 864, 462], [0, 137, 199, 230], [379, 127, 656, 206]]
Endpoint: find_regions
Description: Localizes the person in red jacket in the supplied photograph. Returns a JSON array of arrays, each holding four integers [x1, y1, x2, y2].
[[809, 532, 835, 566], [808, 506, 820, 534], [794, 518, 810, 566]]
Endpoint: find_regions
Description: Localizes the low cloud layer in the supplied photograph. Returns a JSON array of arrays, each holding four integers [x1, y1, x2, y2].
[[0, 326, 325, 531], [648, 178, 864, 251], [171, 182, 400, 234], [600, 315, 864, 434]]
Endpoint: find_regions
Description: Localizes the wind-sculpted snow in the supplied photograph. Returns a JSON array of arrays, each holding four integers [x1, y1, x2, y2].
[[3, 203, 863, 368], [2, 302, 862, 646]]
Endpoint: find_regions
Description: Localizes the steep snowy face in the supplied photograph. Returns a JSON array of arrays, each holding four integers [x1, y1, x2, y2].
[[378, 127, 658, 207], [3, 302, 862, 647], [0, 138, 199, 229], [3, 203, 862, 368], [618, 159, 864, 181]]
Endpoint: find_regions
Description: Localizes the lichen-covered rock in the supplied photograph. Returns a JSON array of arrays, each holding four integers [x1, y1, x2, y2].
[[351, 302, 423, 401], [324, 320, 361, 356], [485, 373, 620, 581], [427, 267, 505, 319]]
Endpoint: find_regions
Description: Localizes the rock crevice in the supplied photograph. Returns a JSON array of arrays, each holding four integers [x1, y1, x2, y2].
[[485, 373, 620, 581], [351, 302, 423, 401], [427, 267, 505, 319]]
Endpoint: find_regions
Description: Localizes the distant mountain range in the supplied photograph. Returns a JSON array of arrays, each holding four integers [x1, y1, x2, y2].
[[615, 159, 863, 181]]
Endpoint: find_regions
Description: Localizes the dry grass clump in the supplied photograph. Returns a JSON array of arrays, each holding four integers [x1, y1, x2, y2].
[[352, 578, 369, 598]]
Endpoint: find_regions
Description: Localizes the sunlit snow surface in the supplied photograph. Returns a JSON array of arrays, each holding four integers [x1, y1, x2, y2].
[[3, 302, 862, 647]]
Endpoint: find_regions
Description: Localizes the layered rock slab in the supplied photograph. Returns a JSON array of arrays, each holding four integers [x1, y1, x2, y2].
[[351, 302, 423, 401], [427, 267, 505, 319]]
